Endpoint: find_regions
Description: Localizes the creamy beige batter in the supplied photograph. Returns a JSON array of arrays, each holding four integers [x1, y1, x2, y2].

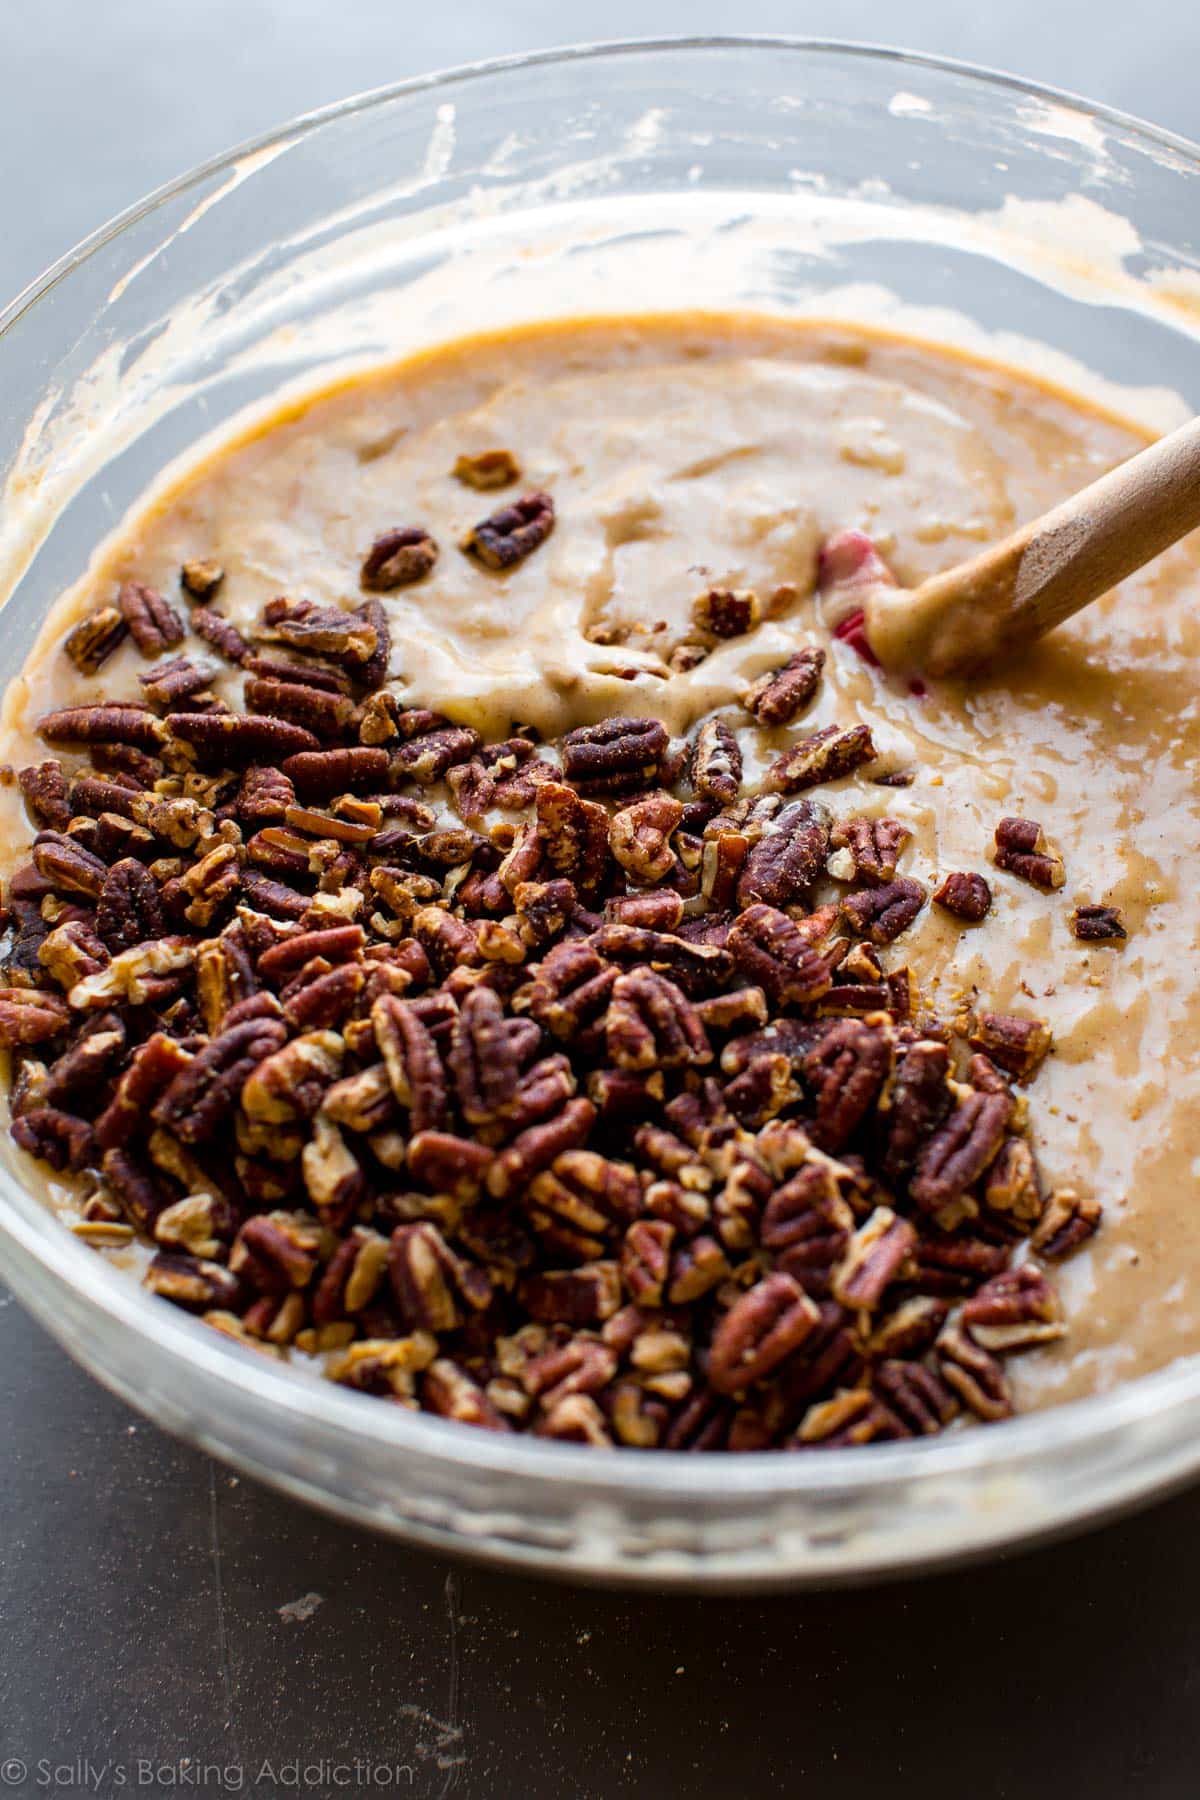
[[3, 313, 1198, 1409]]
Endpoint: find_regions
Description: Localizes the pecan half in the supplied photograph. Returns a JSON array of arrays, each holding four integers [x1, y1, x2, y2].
[[1071, 903, 1126, 942], [993, 816, 1065, 890], [118, 582, 184, 655], [167, 710, 319, 766], [742, 646, 825, 725], [282, 746, 390, 799], [461, 490, 555, 570], [360, 526, 438, 590], [95, 858, 166, 950], [607, 968, 711, 1072], [535, 783, 610, 887], [190, 607, 251, 665], [18, 762, 72, 830], [830, 1207, 915, 1309], [372, 993, 449, 1133], [39, 703, 163, 752], [804, 1017, 893, 1151], [727, 903, 837, 1007], [153, 1012, 289, 1144], [709, 1273, 819, 1394], [260, 597, 378, 665], [765, 723, 875, 793], [841, 878, 925, 945], [935, 1323, 1012, 1421], [560, 716, 669, 796], [736, 799, 829, 908], [910, 1087, 1012, 1217], [689, 718, 742, 806], [831, 814, 911, 885], [961, 1264, 1065, 1351]]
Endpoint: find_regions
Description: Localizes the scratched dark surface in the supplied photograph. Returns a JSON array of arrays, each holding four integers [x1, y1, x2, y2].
[[4, 6, 1200, 1797]]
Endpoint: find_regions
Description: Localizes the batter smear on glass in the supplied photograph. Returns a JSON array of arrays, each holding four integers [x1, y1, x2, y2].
[[0, 313, 1194, 1447]]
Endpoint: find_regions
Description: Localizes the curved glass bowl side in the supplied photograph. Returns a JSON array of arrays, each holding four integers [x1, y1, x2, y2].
[[2, 39, 1200, 1586]]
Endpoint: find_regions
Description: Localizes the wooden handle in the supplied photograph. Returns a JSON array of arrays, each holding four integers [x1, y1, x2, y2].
[[864, 415, 1200, 677]]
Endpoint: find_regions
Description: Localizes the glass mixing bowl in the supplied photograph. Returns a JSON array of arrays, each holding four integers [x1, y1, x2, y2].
[[2, 38, 1200, 1588]]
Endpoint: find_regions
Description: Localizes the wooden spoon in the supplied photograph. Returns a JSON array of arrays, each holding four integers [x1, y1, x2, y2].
[[863, 415, 1200, 677]]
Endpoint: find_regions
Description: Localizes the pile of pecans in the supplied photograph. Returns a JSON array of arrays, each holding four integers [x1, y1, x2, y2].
[[0, 510, 1105, 1451]]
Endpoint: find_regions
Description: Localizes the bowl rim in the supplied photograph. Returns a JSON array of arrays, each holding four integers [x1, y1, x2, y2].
[[3, 33, 1200, 1507]]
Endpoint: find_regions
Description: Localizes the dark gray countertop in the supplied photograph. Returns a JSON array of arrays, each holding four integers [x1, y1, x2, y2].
[[3, 7, 1198, 1795]]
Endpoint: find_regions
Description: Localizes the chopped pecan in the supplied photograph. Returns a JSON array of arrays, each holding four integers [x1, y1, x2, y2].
[[607, 968, 711, 1071], [742, 646, 825, 725], [560, 716, 669, 796], [982, 1136, 1043, 1225], [138, 654, 216, 710], [38, 702, 163, 752], [727, 903, 837, 1007], [145, 1251, 242, 1312], [260, 596, 378, 665], [831, 814, 911, 885], [841, 878, 925, 945], [95, 858, 165, 950], [1071, 903, 1126, 942], [521, 1260, 621, 1326], [766, 723, 875, 794], [692, 587, 760, 639], [609, 791, 682, 884], [461, 489, 555, 570], [118, 582, 184, 655], [181, 558, 225, 601], [993, 816, 1065, 890], [1031, 1188, 1102, 1259], [709, 1273, 820, 1394], [932, 870, 992, 923], [391, 725, 481, 785], [620, 1218, 675, 1307], [328, 1333, 436, 1397], [423, 1359, 510, 1430], [301, 1112, 367, 1219], [736, 799, 829, 908], [454, 448, 521, 490], [231, 1211, 326, 1291], [65, 606, 128, 673], [513, 878, 577, 949], [360, 525, 438, 590], [533, 783, 610, 887], [968, 1011, 1052, 1082]]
